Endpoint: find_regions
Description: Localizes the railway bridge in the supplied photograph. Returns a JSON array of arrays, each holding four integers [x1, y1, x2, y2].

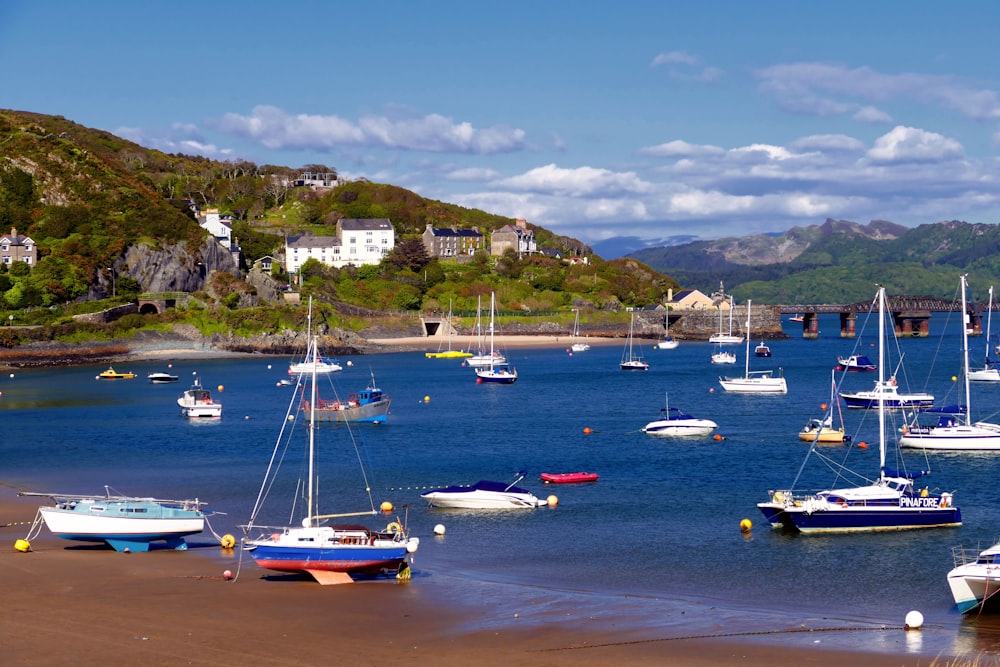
[[777, 296, 975, 338]]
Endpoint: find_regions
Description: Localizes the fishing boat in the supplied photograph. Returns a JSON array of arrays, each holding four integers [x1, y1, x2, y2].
[[177, 373, 222, 418], [718, 300, 787, 393], [898, 276, 1000, 450], [96, 366, 135, 380], [798, 371, 848, 444], [654, 313, 678, 350], [968, 285, 1000, 382], [570, 309, 591, 352], [641, 393, 718, 437], [620, 311, 649, 371], [754, 341, 772, 357], [467, 295, 508, 366], [948, 540, 1000, 613], [708, 283, 743, 345], [242, 330, 418, 585], [540, 472, 599, 484], [426, 299, 472, 359], [835, 354, 877, 372], [475, 292, 517, 384], [301, 371, 391, 424], [421, 472, 548, 509], [18, 486, 208, 552], [147, 371, 179, 383], [757, 285, 962, 534]]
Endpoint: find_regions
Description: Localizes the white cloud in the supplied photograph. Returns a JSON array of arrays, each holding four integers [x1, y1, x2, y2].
[[639, 140, 726, 158], [445, 167, 501, 182], [853, 106, 892, 123], [213, 105, 528, 154], [650, 51, 724, 83], [867, 126, 964, 163], [493, 164, 652, 197], [790, 134, 866, 152], [651, 51, 698, 67], [114, 124, 233, 158]]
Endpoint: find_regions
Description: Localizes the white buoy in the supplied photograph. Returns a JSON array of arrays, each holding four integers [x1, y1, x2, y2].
[[904, 610, 924, 629], [267, 364, 272, 370], [434, 523, 446, 535]]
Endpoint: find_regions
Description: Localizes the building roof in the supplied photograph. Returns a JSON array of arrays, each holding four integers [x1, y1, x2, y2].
[[286, 234, 341, 249], [339, 218, 393, 231], [428, 227, 483, 238], [0, 228, 33, 245], [671, 290, 697, 302]]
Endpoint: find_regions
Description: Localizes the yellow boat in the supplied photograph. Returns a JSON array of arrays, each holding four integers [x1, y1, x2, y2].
[[425, 350, 472, 359], [96, 366, 136, 380], [798, 417, 846, 443]]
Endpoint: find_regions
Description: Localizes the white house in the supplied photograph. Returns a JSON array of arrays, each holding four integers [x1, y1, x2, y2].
[[199, 209, 233, 249], [285, 218, 395, 273]]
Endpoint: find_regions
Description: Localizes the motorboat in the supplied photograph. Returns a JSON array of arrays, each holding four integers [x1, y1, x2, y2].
[[948, 540, 1000, 613], [719, 300, 787, 393], [711, 349, 736, 365], [147, 371, 179, 384], [835, 354, 877, 372], [288, 356, 343, 375], [757, 285, 961, 534], [96, 366, 135, 380], [421, 473, 548, 509], [301, 372, 391, 424], [642, 393, 718, 437], [177, 374, 222, 418], [19, 486, 207, 552], [840, 378, 933, 409], [540, 472, 599, 484], [754, 342, 772, 357], [620, 311, 649, 371]]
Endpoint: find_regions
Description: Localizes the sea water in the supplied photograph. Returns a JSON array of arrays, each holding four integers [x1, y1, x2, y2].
[[5, 313, 1000, 658]]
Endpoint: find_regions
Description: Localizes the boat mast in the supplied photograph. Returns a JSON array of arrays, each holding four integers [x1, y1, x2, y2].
[[743, 300, 751, 378], [306, 298, 317, 527], [488, 293, 496, 370], [961, 275, 972, 426], [986, 286, 994, 367], [877, 286, 887, 479]]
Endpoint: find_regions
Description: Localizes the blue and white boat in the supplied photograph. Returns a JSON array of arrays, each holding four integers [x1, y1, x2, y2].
[[757, 285, 962, 533], [301, 371, 391, 424], [641, 393, 717, 437], [19, 486, 207, 552], [421, 472, 548, 509], [243, 323, 418, 585], [475, 292, 518, 384]]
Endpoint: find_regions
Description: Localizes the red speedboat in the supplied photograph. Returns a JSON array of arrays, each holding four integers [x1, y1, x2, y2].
[[540, 472, 599, 484]]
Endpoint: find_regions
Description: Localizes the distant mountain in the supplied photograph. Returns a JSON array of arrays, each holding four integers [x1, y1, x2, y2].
[[591, 234, 700, 260], [627, 218, 1000, 303]]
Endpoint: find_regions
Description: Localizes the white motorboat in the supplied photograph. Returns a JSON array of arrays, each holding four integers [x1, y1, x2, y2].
[[19, 486, 207, 552], [421, 473, 548, 509], [177, 373, 222, 418], [711, 349, 736, 365], [642, 393, 717, 437], [147, 372, 179, 383], [948, 540, 1000, 614], [718, 300, 787, 393]]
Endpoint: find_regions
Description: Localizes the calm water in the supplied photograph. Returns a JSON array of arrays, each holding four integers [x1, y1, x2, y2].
[[6, 314, 1000, 658]]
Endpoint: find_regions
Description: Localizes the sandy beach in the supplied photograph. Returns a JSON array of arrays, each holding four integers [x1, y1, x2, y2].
[[0, 486, 940, 667]]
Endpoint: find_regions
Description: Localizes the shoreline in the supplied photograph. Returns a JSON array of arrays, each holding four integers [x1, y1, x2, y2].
[[0, 486, 948, 666]]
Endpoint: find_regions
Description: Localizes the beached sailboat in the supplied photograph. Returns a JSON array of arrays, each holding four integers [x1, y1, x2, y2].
[[475, 292, 517, 384], [620, 311, 649, 371], [757, 285, 962, 533], [968, 285, 1000, 382], [641, 393, 718, 436], [718, 300, 786, 393], [242, 334, 418, 584], [466, 295, 508, 366], [19, 486, 208, 552], [426, 299, 472, 359], [570, 309, 591, 352], [898, 275, 1000, 450]]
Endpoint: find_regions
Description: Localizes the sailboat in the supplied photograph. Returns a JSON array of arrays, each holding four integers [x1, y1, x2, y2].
[[968, 285, 1000, 382], [570, 309, 591, 352], [475, 293, 517, 384], [718, 300, 786, 393], [654, 313, 678, 350], [757, 285, 962, 533], [425, 299, 472, 359], [620, 311, 649, 371], [243, 300, 419, 584], [798, 369, 848, 443], [288, 304, 343, 374], [899, 275, 1000, 450], [466, 295, 507, 367], [708, 284, 743, 345]]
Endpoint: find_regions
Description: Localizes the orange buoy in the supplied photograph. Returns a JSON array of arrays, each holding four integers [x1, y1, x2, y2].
[[820, 403, 828, 410], [858, 441, 868, 450], [713, 434, 723, 441], [583, 427, 592, 435]]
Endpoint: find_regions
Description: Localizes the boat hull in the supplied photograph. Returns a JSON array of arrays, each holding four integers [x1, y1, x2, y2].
[[899, 424, 1000, 450], [249, 543, 409, 577], [719, 377, 787, 393], [757, 502, 961, 533], [178, 402, 222, 418], [305, 397, 391, 424], [655, 338, 678, 350], [476, 368, 518, 383], [620, 361, 649, 371], [840, 393, 934, 409], [39, 505, 204, 552], [797, 427, 845, 443], [642, 419, 717, 436], [968, 368, 1000, 382]]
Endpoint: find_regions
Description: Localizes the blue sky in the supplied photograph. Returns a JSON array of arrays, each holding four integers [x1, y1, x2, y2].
[[3, 1, 1000, 247]]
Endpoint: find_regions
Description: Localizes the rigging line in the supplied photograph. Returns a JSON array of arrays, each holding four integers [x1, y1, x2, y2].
[[245, 371, 302, 531]]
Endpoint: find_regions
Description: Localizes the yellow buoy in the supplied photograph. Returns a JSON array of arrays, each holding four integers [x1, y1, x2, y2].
[[424, 395, 430, 403], [380, 500, 394, 512], [547, 495, 559, 507], [952, 376, 958, 382], [740, 518, 752, 533], [220, 534, 236, 549], [14, 539, 30, 552], [217, 385, 224, 392]]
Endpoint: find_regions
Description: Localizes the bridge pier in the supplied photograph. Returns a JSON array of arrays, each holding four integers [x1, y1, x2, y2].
[[801, 313, 819, 339], [839, 312, 856, 338], [893, 311, 930, 338]]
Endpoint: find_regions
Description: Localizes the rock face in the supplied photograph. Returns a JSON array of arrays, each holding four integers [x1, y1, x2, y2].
[[118, 237, 238, 293]]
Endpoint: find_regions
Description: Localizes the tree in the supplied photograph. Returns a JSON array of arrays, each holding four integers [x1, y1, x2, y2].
[[384, 237, 430, 273]]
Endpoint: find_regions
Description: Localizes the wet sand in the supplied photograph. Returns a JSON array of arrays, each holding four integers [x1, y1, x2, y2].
[[0, 487, 942, 666]]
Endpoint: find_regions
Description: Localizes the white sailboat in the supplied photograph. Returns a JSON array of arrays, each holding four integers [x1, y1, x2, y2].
[[899, 275, 1000, 450], [620, 311, 649, 371], [718, 300, 786, 393], [243, 299, 419, 584], [570, 309, 590, 352], [466, 295, 507, 367], [709, 283, 743, 345], [475, 293, 517, 383], [757, 284, 962, 533], [968, 285, 1000, 382], [654, 312, 679, 350]]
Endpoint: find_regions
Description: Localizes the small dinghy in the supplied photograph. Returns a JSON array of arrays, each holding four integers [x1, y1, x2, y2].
[[539, 472, 599, 484]]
